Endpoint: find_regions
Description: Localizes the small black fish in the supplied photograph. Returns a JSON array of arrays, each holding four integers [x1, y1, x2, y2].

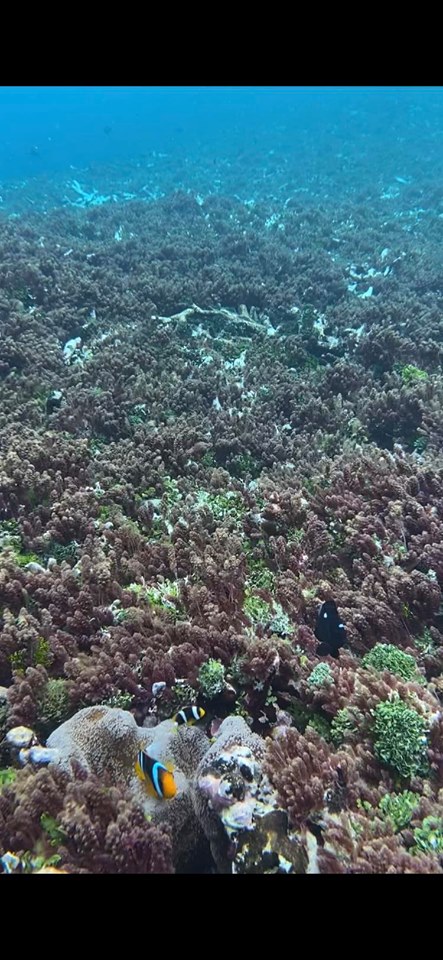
[[314, 600, 347, 658]]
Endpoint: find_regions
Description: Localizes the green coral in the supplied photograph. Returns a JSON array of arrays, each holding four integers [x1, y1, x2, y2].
[[399, 364, 429, 385], [372, 695, 429, 779], [233, 697, 253, 724], [228, 452, 261, 479], [89, 437, 106, 456], [286, 527, 304, 545], [132, 477, 183, 542], [0, 518, 21, 545], [102, 691, 134, 710], [200, 451, 217, 468], [378, 790, 419, 832], [246, 567, 275, 592], [268, 604, 294, 637], [363, 643, 418, 682], [12, 551, 40, 568], [127, 582, 145, 597], [286, 699, 332, 740], [0, 518, 20, 533], [34, 637, 53, 668], [306, 714, 332, 740], [243, 591, 293, 637], [411, 817, 443, 855], [243, 592, 272, 623], [37, 679, 71, 736], [161, 476, 182, 508], [128, 403, 147, 426], [0, 768, 17, 789], [40, 813, 67, 847], [47, 541, 79, 565], [112, 607, 138, 624], [198, 659, 226, 699], [195, 489, 245, 523], [229, 655, 249, 686], [307, 663, 334, 688], [9, 650, 26, 672], [127, 579, 183, 617], [139, 486, 157, 499], [414, 628, 436, 654], [301, 586, 318, 601], [413, 436, 428, 454], [245, 556, 275, 592], [330, 707, 359, 745], [170, 681, 196, 710], [0, 520, 43, 570], [146, 580, 180, 607], [9, 637, 54, 674]]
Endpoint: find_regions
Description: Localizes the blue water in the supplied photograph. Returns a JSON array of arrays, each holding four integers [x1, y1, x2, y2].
[[1, 86, 442, 212]]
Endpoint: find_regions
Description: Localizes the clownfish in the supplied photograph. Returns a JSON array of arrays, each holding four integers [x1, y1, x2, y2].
[[135, 749, 177, 800], [173, 705, 206, 726]]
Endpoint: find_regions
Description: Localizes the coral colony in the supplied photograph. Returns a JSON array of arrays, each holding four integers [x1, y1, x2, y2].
[[1, 173, 443, 876]]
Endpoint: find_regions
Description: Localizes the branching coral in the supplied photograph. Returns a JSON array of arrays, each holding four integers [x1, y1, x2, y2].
[[372, 696, 430, 779], [0, 764, 173, 873]]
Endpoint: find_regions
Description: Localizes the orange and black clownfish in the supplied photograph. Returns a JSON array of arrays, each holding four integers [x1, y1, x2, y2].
[[135, 750, 177, 800], [173, 705, 206, 726]]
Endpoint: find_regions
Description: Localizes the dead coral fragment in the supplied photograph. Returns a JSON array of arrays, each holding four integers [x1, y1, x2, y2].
[[234, 809, 307, 874], [194, 716, 299, 873]]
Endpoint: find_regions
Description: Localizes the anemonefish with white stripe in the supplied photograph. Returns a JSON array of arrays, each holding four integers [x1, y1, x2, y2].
[[135, 749, 177, 800], [173, 705, 206, 726]]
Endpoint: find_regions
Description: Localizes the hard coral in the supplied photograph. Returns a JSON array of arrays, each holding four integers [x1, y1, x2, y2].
[[372, 697, 430, 779]]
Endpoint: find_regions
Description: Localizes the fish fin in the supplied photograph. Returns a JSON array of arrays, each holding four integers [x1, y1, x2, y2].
[[160, 769, 177, 800], [135, 759, 158, 798], [135, 759, 145, 782], [316, 642, 332, 657], [144, 777, 158, 799]]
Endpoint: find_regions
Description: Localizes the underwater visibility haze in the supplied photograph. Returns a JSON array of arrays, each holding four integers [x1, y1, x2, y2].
[[1, 85, 443, 875]]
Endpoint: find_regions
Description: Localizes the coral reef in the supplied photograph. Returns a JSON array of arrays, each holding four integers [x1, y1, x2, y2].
[[0, 764, 173, 874], [2, 167, 443, 873]]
